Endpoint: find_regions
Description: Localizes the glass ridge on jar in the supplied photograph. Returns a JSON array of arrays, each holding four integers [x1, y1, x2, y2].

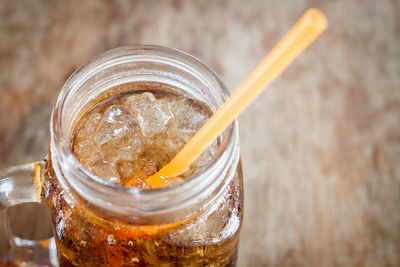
[[43, 46, 243, 266]]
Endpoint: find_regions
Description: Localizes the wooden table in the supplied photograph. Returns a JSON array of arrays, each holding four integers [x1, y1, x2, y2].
[[1, 0, 399, 266]]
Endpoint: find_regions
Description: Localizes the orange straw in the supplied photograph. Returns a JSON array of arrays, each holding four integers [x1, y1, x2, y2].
[[146, 8, 328, 188]]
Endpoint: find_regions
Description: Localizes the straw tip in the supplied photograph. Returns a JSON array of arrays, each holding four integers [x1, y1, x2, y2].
[[305, 8, 328, 32]]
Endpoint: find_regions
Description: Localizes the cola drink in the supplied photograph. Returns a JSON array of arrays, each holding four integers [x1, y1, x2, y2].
[[45, 83, 243, 266]]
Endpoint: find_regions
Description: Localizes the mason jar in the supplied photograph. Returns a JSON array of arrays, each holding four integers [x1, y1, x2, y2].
[[0, 45, 243, 266]]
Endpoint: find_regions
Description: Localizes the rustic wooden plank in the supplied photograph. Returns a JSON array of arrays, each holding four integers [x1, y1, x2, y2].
[[0, 0, 399, 265]]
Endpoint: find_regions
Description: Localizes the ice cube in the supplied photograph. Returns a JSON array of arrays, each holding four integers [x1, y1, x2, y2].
[[157, 97, 174, 120], [193, 141, 217, 170], [88, 159, 121, 184], [100, 132, 142, 163], [125, 92, 172, 137], [168, 98, 208, 142], [94, 105, 135, 145], [84, 112, 102, 135], [116, 161, 136, 179], [73, 138, 101, 167]]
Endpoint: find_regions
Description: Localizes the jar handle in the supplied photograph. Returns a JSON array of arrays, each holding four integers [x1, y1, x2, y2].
[[0, 161, 58, 266]]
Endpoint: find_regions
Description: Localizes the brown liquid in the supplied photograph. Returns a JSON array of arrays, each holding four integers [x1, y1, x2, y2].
[[45, 85, 243, 266]]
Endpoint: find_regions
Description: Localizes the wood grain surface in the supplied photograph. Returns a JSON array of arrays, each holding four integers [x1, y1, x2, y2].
[[0, 0, 399, 266]]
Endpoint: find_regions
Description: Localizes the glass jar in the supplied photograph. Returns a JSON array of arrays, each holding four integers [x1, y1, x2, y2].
[[1, 45, 243, 266]]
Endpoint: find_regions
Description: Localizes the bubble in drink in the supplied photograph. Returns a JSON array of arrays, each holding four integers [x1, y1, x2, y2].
[[72, 90, 216, 187]]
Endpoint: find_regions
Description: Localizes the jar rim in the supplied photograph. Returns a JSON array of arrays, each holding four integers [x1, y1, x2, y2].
[[50, 45, 239, 221]]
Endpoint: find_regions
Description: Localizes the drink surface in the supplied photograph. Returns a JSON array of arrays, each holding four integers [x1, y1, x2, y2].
[[45, 85, 243, 266], [72, 90, 216, 188]]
